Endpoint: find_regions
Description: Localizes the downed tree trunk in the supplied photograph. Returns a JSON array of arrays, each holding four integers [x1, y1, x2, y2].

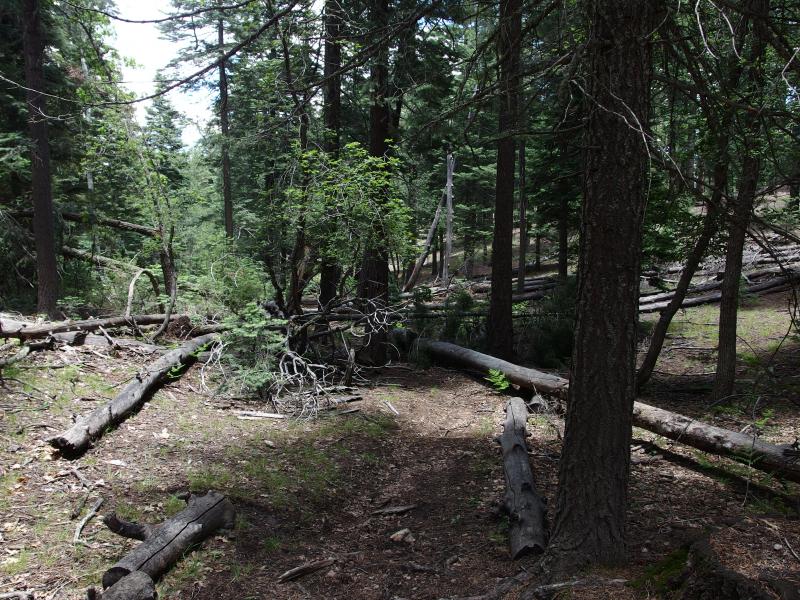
[[501, 397, 547, 558], [639, 275, 795, 314], [409, 337, 800, 484], [415, 338, 568, 395], [89, 571, 156, 600], [2, 313, 184, 341], [49, 334, 217, 455], [101, 491, 235, 590]]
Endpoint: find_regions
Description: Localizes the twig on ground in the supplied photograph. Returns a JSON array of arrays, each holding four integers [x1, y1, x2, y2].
[[74, 497, 104, 544]]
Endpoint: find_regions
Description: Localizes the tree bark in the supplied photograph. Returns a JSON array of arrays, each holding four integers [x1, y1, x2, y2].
[[358, 0, 391, 366], [49, 334, 217, 455], [219, 10, 233, 238], [101, 491, 235, 589], [501, 397, 547, 559], [517, 141, 528, 293], [487, 0, 521, 360], [22, 0, 59, 316], [545, 0, 654, 573], [319, 0, 343, 307]]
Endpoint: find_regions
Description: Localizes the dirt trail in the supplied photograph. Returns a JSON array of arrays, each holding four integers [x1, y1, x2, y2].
[[2, 294, 800, 599]]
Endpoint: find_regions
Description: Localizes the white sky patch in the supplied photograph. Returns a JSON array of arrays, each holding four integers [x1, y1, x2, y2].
[[111, 0, 214, 146]]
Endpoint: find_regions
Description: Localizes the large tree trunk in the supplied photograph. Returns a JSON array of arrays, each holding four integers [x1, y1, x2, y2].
[[319, 0, 343, 308], [101, 491, 235, 589], [517, 141, 528, 293], [545, 0, 654, 574], [49, 334, 217, 455], [22, 0, 58, 316], [218, 11, 233, 238], [405, 336, 800, 485], [487, 0, 521, 360], [358, 0, 391, 366], [501, 397, 547, 559]]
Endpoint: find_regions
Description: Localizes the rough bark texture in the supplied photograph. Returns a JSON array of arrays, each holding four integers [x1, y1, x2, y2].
[[637, 202, 720, 389], [318, 0, 343, 307], [22, 0, 59, 316], [487, 0, 521, 360], [49, 334, 217, 455], [358, 0, 391, 366], [407, 337, 800, 484], [102, 492, 235, 589], [501, 398, 547, 559], [219, 12, 233, 238], [544, 0, 654, 572]]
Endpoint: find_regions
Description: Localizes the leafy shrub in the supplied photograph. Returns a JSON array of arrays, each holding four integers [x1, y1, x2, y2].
[[219, 301, 286, 397]]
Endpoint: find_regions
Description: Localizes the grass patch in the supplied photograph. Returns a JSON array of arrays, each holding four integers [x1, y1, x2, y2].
[[0, 550, 32, 575], [630, 548, 689, 594]]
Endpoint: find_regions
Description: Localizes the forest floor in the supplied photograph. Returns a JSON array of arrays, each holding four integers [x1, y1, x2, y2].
[[1, 291, 800, 599]]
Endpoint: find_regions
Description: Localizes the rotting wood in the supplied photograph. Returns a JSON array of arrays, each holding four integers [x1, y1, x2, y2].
[[49, 334, 217, 456], [1, 313, 185, 341], [100, 491, 235, 589], [403, 336, 800, 484], [500, 398, 547, 558]]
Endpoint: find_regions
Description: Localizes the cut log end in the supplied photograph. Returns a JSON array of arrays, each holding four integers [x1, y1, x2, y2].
[[94, 571, 156, 600]]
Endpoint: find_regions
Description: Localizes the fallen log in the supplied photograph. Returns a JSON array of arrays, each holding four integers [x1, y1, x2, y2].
[[2, 313, 185, 341], [49, 333, 217, 456], [414, 338, 568, 396], [100, 491, 235, 589], [639, 275, 796, 314], [409, 337, 800, 484], [500, 398, 547, 558], [89, 571, 156, 600]]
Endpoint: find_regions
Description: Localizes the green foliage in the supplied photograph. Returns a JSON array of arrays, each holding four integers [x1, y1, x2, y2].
[[220, 302, 286, 397], [485, 369, 510, 392]]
